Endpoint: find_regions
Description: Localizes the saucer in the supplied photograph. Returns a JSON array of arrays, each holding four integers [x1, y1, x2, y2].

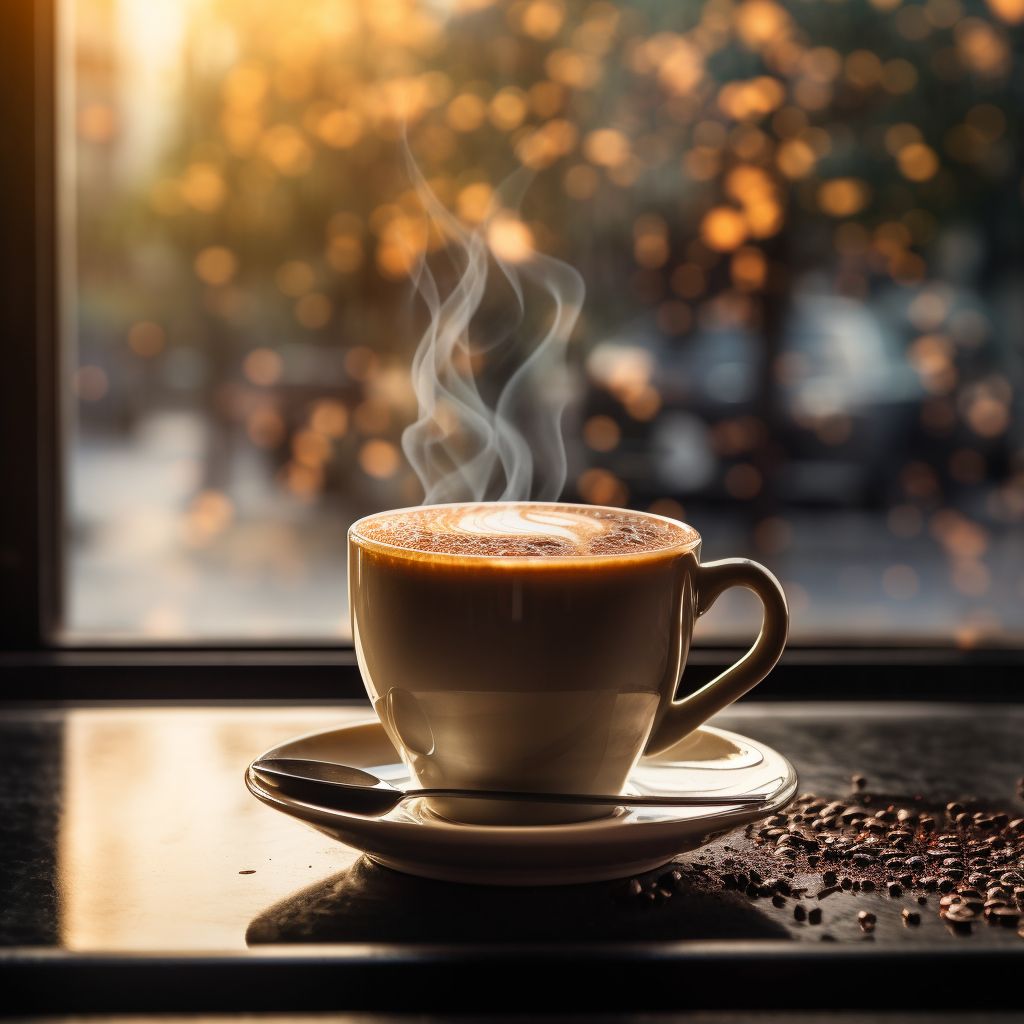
[[245, 718, 797, 886]]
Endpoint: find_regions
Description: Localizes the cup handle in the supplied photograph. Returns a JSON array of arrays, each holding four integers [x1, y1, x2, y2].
[[644, 558, 789, 756]]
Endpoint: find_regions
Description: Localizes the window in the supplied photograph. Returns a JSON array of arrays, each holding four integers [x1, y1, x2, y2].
[[63, 0, 1024, 645]]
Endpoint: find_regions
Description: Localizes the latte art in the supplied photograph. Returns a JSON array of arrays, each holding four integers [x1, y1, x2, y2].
[[352, 502, 695, 558]]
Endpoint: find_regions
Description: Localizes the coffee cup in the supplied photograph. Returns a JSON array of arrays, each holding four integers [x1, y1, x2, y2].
[[349, 501, 788, 825]]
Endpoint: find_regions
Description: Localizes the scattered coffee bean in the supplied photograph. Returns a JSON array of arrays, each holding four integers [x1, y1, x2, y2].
[[947, 802, 964, 817], [888, 882, 903, 898], [772, 893, 786, 907], [988, 906, 1020, 926], [852, 775, 866, 790], [903, 910, 921, 925], [861, 879, 875, 892], [745, 883, 759, 897], [822, 870, 838, 885], [841, 877, 854, 890], [817, 885, 843, 899], [794, 904, 806, 921], [917, 895, 927, 904], [808, 907, 822, 924], [938, 879, 955, 893]]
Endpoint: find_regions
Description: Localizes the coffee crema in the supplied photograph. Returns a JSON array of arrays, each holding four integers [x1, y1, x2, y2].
[[352, 502, 696, 559]]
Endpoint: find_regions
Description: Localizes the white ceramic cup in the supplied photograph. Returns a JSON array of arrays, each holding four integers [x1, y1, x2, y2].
[[349, 501, 788, 825]]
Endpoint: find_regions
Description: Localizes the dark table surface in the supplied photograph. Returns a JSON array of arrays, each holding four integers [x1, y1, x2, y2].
[[3, 701, 1024, 1013]]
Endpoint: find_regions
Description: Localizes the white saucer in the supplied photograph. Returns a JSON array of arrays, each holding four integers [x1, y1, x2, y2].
[[246, 718, 797, 886]]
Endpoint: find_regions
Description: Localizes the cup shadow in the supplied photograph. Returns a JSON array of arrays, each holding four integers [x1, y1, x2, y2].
[[246, 856, 790, 945]]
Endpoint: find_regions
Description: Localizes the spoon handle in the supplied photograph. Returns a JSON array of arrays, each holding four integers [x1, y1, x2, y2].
[[405, 788, 769, 807]]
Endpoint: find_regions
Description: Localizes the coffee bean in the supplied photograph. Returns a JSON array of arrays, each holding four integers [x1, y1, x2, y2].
[[947, 802, 964, 817], [735, 873, 749, 888], [888, 882, 903, 897], [772, 893, 786, 908], [902, 910, 921, 925], [861, 879, 875, 892], [746, 868, 762, 884], [822, 870, 838, 885], [745, 883, 759, 897], [773, 878, 792, 896], [919, 876, 939, 890], [807, 855, 820, 868], [1008, 819, 1024, 833], [817, 885, 843, 899], [917, 895, 927, 904], [841, 877, 854, 890], [658, 870, 682, 891], [919, 817, 935, 832], [988, 887, 1010, 900], [1000, 871, 1024, 886], [938, 879, 955, 893], [945, 904, 976, 923], [897, 808, 918, 823], [794, 903, 806, 921], [808, 907, 822, 924], [992, 813, 1009, 828], [857, 910, 876, 924], [908, 857, 925, 872], [988, 906, 1020, 926], [852, 775, 866, 790]]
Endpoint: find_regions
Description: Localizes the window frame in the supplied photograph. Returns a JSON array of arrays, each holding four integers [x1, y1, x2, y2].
[[1, 0, 1023, 701]]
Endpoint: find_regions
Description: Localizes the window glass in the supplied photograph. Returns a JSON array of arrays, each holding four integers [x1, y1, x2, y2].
[[67, 0, 1024, 644]]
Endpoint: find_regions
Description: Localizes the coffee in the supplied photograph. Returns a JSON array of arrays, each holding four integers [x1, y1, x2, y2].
[[349, 501, 787, 826], [353, 503, 693, 558]]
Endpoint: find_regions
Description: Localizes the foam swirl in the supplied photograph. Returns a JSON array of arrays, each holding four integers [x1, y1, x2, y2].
[[352, 503, 695, 558]]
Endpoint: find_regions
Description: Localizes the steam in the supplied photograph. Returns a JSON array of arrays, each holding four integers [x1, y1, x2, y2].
[[400, 154, 585, 504]]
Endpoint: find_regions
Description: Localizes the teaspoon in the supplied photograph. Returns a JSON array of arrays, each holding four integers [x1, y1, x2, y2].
[[250, 757, 771, 817]]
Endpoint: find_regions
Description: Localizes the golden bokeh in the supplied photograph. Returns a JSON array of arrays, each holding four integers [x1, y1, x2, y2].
[[700, 207, 748, 251], [243, 348, 283, 388], [358, 439, 401, 478], [194, 246, 238, 286]]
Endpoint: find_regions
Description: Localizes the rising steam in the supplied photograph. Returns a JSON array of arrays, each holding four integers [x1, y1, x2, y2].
[[400, 154, 585, 504]]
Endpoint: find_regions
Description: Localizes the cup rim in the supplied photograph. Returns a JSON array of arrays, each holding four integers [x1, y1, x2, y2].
[[348, 500, 701, 564]]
